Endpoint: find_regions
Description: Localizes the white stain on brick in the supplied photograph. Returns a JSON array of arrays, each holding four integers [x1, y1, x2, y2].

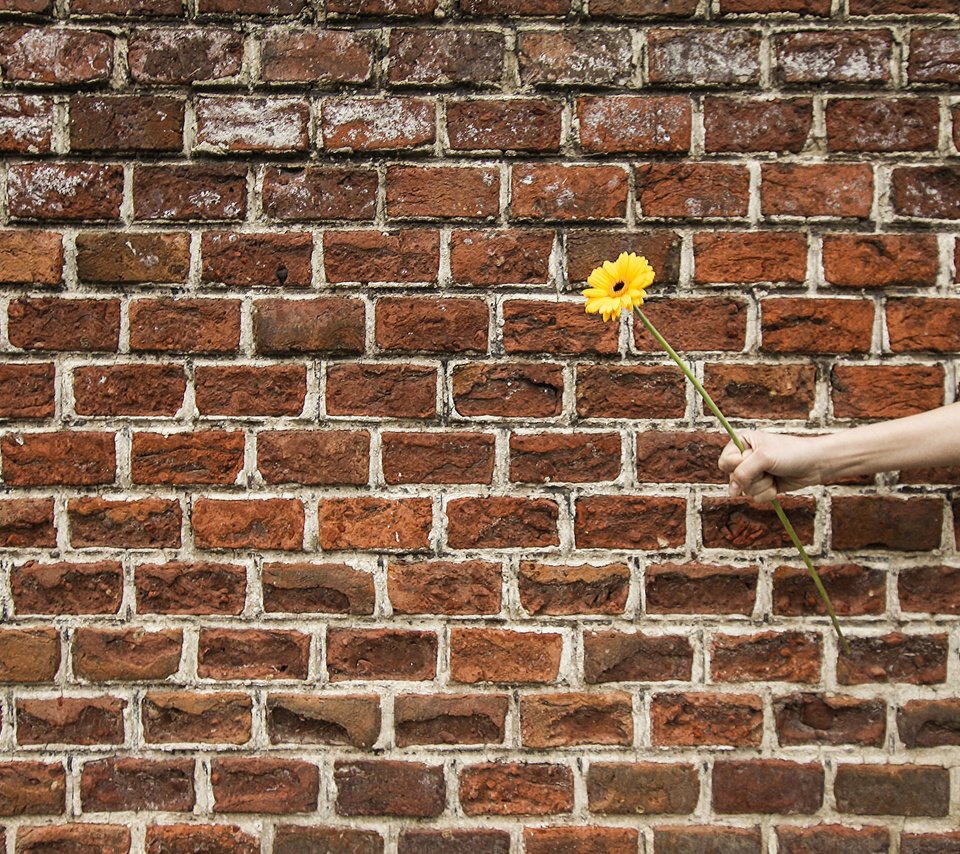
[[196, 98, 306, 153]]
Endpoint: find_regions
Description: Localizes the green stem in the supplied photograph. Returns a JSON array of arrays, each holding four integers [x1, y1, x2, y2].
[[634, 307, 850, 655]]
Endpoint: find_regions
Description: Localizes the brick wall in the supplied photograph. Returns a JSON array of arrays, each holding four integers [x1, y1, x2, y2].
[[0, 0, 958, 851]]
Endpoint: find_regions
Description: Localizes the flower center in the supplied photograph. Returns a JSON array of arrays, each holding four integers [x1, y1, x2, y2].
[[612, 281, 625, 293]]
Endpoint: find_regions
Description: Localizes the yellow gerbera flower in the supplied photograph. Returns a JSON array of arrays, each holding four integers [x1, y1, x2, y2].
[[581, 252, 656, 322]]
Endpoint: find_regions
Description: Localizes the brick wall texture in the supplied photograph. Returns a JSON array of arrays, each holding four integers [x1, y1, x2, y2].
[[0, 0, 958, 851]]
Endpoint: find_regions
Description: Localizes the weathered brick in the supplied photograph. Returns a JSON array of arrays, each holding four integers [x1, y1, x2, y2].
[[16, 825, 130, 854], [387, 165, 499, 221], [452, 362, 564, 418], [589, 0, 697, 15], [145, 824, 259, 854], [262, 562, 375, 615], [777, 825, 889, 854], [521, 692, 633, 747], [646, 562, 757, 615], [381, 432, 495, 485], [72, 0, 184, 12], [567, 229, 682, 283], [837, 632, 948, 685], [142, 691, 252, 744], [74, 627, 182, 681], [578, 96, 691, 153], [450, 628, 563, 684], [321, 97, 435, 151], [260, 27, 374, 84], [128, 26, 242, 84], [713, 760, 823, 814], [336, 760, 445, 818], [648, 28, 760, 85], [9, 297, 119, 352], [396, 693, 508, 746], [0, 230, 62, 285], [587, 762, 699, 815], [0, 95, 52, 153], [76, 231, 190, 285], [826, 98, 939, 152], [462, 0, 568, 13], [703, 496, 816, 550], [0, 628, 60, 682], [72, 364, 186, 417], [773, 563, 885, 617], [376, 297, 487, 353], [69, 496, 181, 549], [704, 97, 813, 153], [899, 564, 960, 615], [131, 431, 245, 486], [519, 561, 629, 616], [389, 558, 502, 614], [575, 365, 685, 419], [129, 298, 241, 354], [902, 835, 960, 854], [319, 497, 432, 551], [447, 497, 559, 549], [0, 499, 56, 548], [510, 431, 621, 483], [831, 495, 943, 551], [695, 232, 807, 283], [909, 28, 960, 84], [822, 234, 939, 288], [267, 694, 380, 747], [327, 628, 437, 680], [274, 826, 382, 854], [711, 631, 821, 683], [654, 827, 762, 854], [831, 364, 944, 419], [387, 28, 504, 86], [447, 98, 562, 152], [211, 758, 318, 814], [892, 166, 960, 220], [9, 162, 123, 221], [0, 26, 113, 84], [134, 163, 247, 221], [638, 162, 749, 219], [575, 495, 686, 549], [198, 628, 309, 680], [460, 762, 573, 816], [257, 430, 368, 486], [887, 298, 960, 351], [195, 96, 309, 153], [198, 0, 306, 12], [17, 696, 125, 745], [505, 299, 620, 355], [761, 298, 873, 354], [524, 827, 637, 854], [192, 498, 303, 551], [80, 757, 194, 812], [774, 30, 893, 84], [774, 693, 885, 746], [69, 94, 184, 152], [899, 699, 960, 748], [834, 764, 949, 816], [720, 0, 828, 10], [327, 0, 435, 13], [651, 692, 763, 747], [704, 363, 816, 420], [136, 561, 247, 615], [263, 167, 378, 221], [202, 231, 313, 288], [0, 761, 65, 816], [761, 163, 873, 218], [518, 30, 633, 86], [512, 164, 629, 221], [324, 229, 439, 283], [194, 365, 306, 417], [0, 363, 55, 419], [636, 431, 728, 484], [2, 431, 115, 486], [13, 560, 122, 615], [583, 630, 693, 682]]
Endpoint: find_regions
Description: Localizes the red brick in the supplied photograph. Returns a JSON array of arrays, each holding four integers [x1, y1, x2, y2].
[[460, 762, 573, 816], [387, 28, 503, 86], [575, 495, 686, 550], [773, 563, 885, 617], [257, 430, 368, 486], [15, 825, 130, 854], [0, 499, 56, 548], [711, 631, 821, 683], [587, 762, 699, 815], [447, 496, 559, 549], [193, 498, 303, 551], [142, 691, 252, 745], [588, 0, 697, 15], [578, 95, 691, 153], [202, 231, 313, 288], [262, 562, 375, 615], [584, 631, 693, 683], [72, 364, 186, 417], [13, 560, 122, 615], [899, 564, 960, 615], [17, 696, 125, 745], [826, 98, 939, 152], [74, 627, 182, 681], [0, 761, 65, 816], [388, 558, 501, 615], [777, 826, 889, 854], [0, 230, 62, 285], [387, 165, 499, 221], [720, 0, 828, 10], [2, 431, 115, 486], [635, 297, 748, 354], [761, 298, 873, 354], [651, 692, 763, 747], [134, 163, 247, 221], [326, 364, 437, 419], [511, 431, 620, 484], [198, 0, 306, 11], [396, 693, 508, 746], [761, 163, 873, 218], [524, 827, 637, 854], [519, 561, 629, 616], [713, 760, 823, 814], [381, 432, 495, 485], [899, 699, 960, 748], [902, 834, 960, 854], [823, 234, 938, 288], [450, 628, 562, 684], [146, 825, 259, 854], [0, 95, 52, 153], [136, 561, 247, 615], [260, 27, 373, 83], [0, 0, 51, 12], [695, 232, 807, 283], [324, 229, 439, 283], [80, 757, 196, 812], [322, 97, 435, 151], [774, 30, 893, 84], [9, 163, 122, 221], [503, 300, 619, 356], [774, 693, 885, 746], [211, 758, 318, 814], [636, 431, 727, 484], [318, 497, 432, 551], [832, 495, 942, 551], [76, 231, 189, 285], [654, 828, 762, 854], [462, 0, 568, 12], [517, 30, 633, 86], [909, 29, 960, 84], [0, 363, 55, 419], [131, 431, 245, 486], [129, 298, 240, 354], [638, 162, 749, 219], [831, 364, 944, 419], [521, 691, 633, 747], [567, 229, 682, 284], [575, 365, 685, 419], [704, 97, 813, 153], [69, 497, 181, 549], [267, 694, 381, 747], [0, 628, 59, 682], [450, 230, 553, 287], [274, 826, 382, 854], [702, 496, 816, 550], [646, 562, 758, 615], [837, 632, 948, 685], [0, 26, 113, 83], [892, 166, 960, 220], [335, 760, 444, 818], [71, 0, 184, 11], [376, 298, 488, 354], [128, 27, 243, 84], [195, 96, 309, 153], [327, 0, 435, 13], [198, 628, 309, 680], [194, 365, 306, 417], [255, 298, 365, 356], [834, 764, 949, 816], [327, 628, 437, 681], [70, 94, 183, 153], [512, 164, 629, 221], [704, 363, 816, 420], [888, 299, 960, 353], [447, 98, 562, 152], [9, 297, 119, 352], [648, 28, 760, 85], [263, 166, 378, 221], [852, 0, 955, 10]]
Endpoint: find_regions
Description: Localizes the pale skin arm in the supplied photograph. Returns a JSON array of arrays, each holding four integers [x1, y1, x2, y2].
[[718, 402, 960, 504]]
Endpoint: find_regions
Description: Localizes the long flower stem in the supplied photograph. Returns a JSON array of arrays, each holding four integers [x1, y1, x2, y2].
[[634, 307, 849, 655]]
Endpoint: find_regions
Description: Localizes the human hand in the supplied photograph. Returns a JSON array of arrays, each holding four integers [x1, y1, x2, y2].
[[718, 430, 823, 503]]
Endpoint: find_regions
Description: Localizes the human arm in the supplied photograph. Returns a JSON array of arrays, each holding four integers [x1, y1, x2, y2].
[[718, 402, 960, 503]]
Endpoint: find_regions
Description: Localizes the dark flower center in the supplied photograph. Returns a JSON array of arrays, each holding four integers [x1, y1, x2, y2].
[[612, 281, 625, 293]]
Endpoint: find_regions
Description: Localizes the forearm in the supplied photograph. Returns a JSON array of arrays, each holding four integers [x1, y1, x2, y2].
[[814, 402, 960, 481]]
